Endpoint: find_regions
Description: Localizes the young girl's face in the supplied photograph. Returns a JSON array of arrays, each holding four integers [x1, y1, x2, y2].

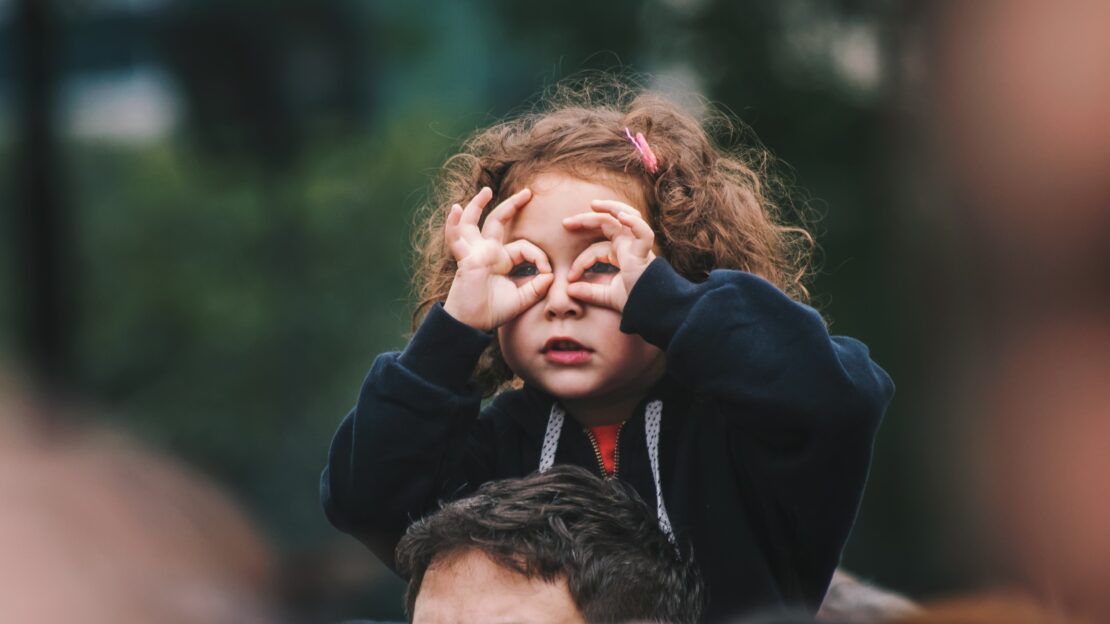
[[497, 172, 665, 404]]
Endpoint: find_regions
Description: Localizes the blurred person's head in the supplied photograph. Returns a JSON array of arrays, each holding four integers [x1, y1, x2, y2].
[[921, 4, 1110, 618], [929, 0, 1110, 293], [395, 465, 703, 624], [0, 373, 278, 622]]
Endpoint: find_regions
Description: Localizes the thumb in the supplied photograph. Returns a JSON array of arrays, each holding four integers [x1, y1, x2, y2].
[[566, 281, 621, 312]]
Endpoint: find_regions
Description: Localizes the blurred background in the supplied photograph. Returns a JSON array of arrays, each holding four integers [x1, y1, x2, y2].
[[2, 0, 1108, 621]]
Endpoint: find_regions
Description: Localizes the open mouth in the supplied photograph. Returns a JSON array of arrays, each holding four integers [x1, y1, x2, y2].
[[542, 337, 592, 353], [542, 337, 593, 365]]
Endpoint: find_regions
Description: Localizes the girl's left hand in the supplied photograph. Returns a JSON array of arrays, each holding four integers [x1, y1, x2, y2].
[[562, 199, 656, 313]]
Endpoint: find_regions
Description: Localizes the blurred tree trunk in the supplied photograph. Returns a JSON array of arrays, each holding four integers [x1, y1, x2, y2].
[[14, 0, 71, 391]]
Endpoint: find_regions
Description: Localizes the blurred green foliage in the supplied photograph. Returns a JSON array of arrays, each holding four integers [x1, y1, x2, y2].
[[67, 111, 465, 544]]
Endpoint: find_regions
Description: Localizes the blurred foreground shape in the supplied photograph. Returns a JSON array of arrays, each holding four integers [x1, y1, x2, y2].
[[0, 373, 279, 623], [919, 0, 1110, 621]]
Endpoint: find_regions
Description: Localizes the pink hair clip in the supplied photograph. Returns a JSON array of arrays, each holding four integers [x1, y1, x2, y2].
[[624, 127, 659, 174]]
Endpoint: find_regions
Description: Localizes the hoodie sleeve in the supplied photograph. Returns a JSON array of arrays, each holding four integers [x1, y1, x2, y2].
[[621, 257, 895, 608], [320, 303, 498, 570]]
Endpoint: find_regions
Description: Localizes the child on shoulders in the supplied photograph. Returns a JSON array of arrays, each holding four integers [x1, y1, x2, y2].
[[322, 78, 894, 621]]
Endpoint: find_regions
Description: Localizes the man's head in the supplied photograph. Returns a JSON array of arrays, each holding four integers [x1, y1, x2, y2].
[[396, 466, 703, 623]]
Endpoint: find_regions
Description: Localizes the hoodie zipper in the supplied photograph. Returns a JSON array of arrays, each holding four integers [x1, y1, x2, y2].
[[583, 423, 624, 480]]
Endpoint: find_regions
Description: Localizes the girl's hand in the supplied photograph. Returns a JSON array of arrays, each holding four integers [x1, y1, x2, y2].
[[562, 199, 656, 313], [443, 187, 554, 332]]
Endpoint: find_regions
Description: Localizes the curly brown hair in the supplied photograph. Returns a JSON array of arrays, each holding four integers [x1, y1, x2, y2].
[[411, 76, 817, 396]]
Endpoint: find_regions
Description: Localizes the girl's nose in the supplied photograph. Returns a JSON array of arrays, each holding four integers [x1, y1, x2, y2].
[[543, 274, 583, 319]]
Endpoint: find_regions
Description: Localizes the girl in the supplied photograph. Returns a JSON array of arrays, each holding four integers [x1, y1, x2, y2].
[[322, 79, 894, 622]]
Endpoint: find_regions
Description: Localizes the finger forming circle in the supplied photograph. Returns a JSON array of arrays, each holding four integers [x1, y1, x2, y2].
[[503, 239, 551, 273], [568, 241, 617, 280], [482, 188, 532, 242]]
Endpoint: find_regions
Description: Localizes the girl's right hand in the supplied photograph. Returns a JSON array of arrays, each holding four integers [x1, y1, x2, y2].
[[442, 187, 554, 332]]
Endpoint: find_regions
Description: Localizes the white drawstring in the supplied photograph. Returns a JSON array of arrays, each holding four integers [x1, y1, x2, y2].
[[538, 404, 565, 473], [537, 400, 676, 545], [643, 399, 675, 544]]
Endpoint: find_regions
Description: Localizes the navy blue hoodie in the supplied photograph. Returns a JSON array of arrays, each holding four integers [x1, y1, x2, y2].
[[322, 257, 894, 622]]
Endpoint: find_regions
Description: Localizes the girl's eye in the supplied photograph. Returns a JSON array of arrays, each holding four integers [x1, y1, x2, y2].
[[584, 261, 619, 274], [508, 262, 538, 277]]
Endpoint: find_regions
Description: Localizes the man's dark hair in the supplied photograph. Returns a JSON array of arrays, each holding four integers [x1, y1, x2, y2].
[[396, 465, 704, 623]]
